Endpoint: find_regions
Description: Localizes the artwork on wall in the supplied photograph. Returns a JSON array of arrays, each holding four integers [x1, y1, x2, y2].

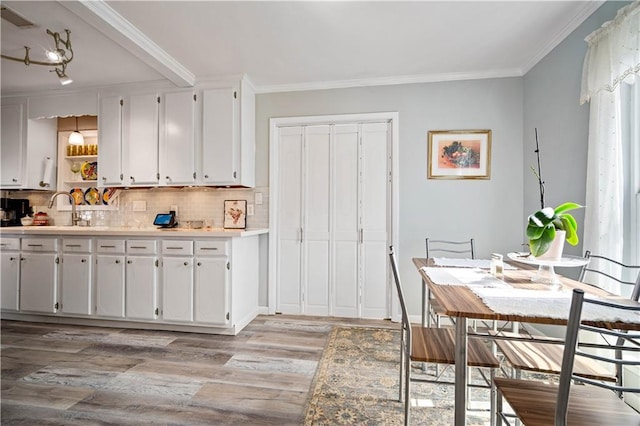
[[427, 129, 492, 179], [223, 200, 247, 229]]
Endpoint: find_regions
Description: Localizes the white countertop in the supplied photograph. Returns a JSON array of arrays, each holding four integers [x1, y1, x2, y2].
[[0, 226, 268, 238]]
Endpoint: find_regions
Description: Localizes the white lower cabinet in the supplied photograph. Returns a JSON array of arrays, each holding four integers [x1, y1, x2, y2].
[[161, 240, 194, 322], [20, 237, 59, 313], [194, 256, 229, 325], [60, 238, 92, 315], [0, 238, 21, 311], [125, 240, 158, 320], [96, 254, 125, 317]]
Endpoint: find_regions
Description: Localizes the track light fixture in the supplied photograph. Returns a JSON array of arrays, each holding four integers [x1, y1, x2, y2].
[[0, 28, 74, 85]]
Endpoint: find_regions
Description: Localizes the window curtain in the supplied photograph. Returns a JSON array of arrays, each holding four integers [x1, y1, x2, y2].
[[580, 1, 640, 292]]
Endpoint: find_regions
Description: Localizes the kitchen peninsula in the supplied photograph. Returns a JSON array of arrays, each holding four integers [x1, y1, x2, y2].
[[0, 226, 268, 335]]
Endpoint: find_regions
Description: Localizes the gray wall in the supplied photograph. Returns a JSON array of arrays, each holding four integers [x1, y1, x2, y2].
[[523, 0, 630, 280], [256, 79, 524, 315]]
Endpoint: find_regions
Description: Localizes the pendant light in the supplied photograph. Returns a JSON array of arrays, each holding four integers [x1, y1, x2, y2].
[[68, 116, 84, 145]]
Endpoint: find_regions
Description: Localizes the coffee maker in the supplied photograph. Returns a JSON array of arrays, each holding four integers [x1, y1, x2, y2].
[[0, 198, 30, 227]]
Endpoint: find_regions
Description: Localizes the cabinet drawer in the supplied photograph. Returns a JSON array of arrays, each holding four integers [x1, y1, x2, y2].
[[195, 240, 228, 256], [62, 238, 92, 253], [21, 237, 57, 252], [127, 240, 157, 254], [96, 239, 125, 253], [162, 240, 193, 255], [0, 237, 20, 251]]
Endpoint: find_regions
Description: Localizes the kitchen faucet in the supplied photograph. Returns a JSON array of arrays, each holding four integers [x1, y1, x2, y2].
[[48, 191, 80, 226]]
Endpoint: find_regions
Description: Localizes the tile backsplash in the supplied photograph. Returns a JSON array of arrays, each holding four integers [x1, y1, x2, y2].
[[4, 186, 269, 229]]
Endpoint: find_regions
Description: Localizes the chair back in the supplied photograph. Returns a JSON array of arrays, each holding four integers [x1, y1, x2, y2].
[[556, 289, 640, 426], [578, 251, 640, 301], [389, 246, 411, 348], [426, 238, 475, 259]]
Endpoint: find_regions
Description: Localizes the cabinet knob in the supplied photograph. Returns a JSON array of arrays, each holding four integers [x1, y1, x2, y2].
[[81, 259, 86, 263], [184, 261, 189, 266], [204, 174, 209, 179], [197, 262, 201, 266], [10, 257, 16, 261], [166, 176, 171, 180], [127, 260, 132, 264], [115, 259, 120, 264], [102, 177, 106, 181]]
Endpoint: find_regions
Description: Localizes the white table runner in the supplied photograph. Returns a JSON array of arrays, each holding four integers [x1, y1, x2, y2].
[[469, 287, 640, 324], [421, 267, 512, 288], [432, 257, 516, 270]]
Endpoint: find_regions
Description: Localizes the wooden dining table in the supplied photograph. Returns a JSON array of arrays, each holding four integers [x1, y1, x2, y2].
[[412, 257, 640, 426]]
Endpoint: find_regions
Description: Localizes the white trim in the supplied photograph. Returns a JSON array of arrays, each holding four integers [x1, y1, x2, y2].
[[60, 0, 195, 87], [268, 112, 399, 317], [256, 69, 522, 94], [521, 1, 605, 74]]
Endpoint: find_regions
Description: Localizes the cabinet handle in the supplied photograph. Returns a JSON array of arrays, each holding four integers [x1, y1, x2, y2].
[[165, 247, 183, 250], [204, 174, 209, 179], [200, 247, 218, 251], [115, 259, 121, 264], [127, 260, 132, 264], [12, 178, 17, 182], [166, 176, 171, 180], [130, 176, 135, 182], [27, 244, 43, 247], [81, 259, 87, 263], [100, 245, 116, 248], [9, 257, 16, 261], [20, 257, 25, 261], [184, 261, 189, 266], [65, 244, 81, 247], [197, 262, 202, 266], [0, 243, 7, 246], [129, 246, 147, 249], [359, 228, 363, 244]]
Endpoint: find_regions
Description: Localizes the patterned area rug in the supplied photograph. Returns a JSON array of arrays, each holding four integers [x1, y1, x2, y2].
[[304, 327, 492, 426]]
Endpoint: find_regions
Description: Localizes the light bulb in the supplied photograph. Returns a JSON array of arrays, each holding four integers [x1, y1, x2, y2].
[[68, 131, 84, 145], [46, 49, 62, 62], [59, 75, 73, 85]]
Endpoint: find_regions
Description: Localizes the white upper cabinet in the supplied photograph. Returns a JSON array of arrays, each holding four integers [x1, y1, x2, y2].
[[160, 90, 197, 186], [201, 77, 255, 187], [98, 95, 124, 186], [1, 100, 57, 190], [1, 103, 24, 187], [123, 93, 160, 186]]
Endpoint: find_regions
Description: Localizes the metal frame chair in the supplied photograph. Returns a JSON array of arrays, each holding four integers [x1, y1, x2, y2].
[[495, 288, 640, 425], [389, 245, 498, 425]]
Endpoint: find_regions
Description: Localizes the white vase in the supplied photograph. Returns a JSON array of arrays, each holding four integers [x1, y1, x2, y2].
[[534, 230, 566, 261]]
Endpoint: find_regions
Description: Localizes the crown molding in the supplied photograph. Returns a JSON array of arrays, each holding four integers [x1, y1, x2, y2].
[[59, 0, 195, 87], [521, 1, 605, 74], [254, 68, 523, 94]]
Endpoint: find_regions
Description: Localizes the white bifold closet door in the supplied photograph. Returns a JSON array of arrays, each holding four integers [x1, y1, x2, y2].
[[276, 122, 389, 318]]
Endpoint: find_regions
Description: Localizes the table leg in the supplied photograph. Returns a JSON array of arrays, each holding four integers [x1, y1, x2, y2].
[[455, 317, 468, 426], [422, 278, 427, 327]]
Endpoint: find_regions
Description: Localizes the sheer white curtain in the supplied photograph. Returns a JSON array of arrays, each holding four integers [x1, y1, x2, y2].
[[580, 1, 640, 292]]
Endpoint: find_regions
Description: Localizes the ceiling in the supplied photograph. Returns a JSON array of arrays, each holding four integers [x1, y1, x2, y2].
[[0, 1, 604, 96]]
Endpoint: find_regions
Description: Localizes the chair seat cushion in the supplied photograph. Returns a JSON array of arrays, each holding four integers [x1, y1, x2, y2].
[[495, 377, 639, 426], [412, 326, 499, 368]]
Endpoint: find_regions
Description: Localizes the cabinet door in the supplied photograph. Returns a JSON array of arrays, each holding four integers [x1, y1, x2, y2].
[[161, 91, 196, 185], [162, 257, 194, 322], [124, 94, 159, 185], [276, 127, 303, 314], [360, 123, 389, 318], [201, 87, 238, 185], [1, 252, 20, 310], [194, 257, 228, 324], [98, 96, 123, 186], [61, 253, 92, 315], [20, 253, 58, 313], [96, 255, 125, 318], [1, 103, 24, 187], [125, 256, 158, 320]]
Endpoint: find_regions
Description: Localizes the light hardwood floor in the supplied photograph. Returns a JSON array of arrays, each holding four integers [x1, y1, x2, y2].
[[1, 315, 395, 425]]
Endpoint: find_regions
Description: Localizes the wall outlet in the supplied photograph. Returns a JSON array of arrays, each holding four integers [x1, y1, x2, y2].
[[255, 192, 263, 205], [247, 204, 255, 216], [132, 200, 146, 211]]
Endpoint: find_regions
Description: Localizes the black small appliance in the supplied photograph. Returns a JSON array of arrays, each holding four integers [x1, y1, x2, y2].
[[0, 198, 30, 227], [153, 211, 178, 228]]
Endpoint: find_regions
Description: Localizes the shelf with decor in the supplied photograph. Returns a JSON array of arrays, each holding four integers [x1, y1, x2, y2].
[[55, 117, 119, 213]]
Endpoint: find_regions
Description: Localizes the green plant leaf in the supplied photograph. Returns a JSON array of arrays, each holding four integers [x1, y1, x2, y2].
[[560, 215, 579, 245], [554, 202, 583, 215], [527, 223, 546, 239], [529, 226, 556, 257]]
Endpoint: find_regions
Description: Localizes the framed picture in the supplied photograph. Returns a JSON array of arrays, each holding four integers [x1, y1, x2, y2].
[[223, 200, 247, 229], [427, 129, 492, 179]]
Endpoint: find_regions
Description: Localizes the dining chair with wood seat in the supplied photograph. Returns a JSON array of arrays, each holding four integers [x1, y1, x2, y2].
[[425, 238, 476, 328], [495, 288, 640, 426], [389, 245, 499, 425], [494, 253, 640, 386]]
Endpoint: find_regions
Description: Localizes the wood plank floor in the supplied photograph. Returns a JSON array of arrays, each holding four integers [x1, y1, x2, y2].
[[1, 315, 395, 425]]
